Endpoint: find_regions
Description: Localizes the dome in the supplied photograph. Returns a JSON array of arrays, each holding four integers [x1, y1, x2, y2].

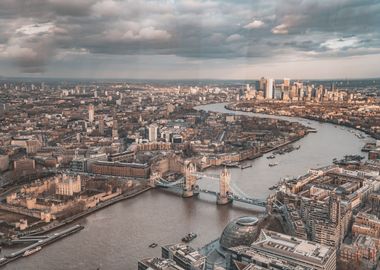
[[219, 216, 260, 249]]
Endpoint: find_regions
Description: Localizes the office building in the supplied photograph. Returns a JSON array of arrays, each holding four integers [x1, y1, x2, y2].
[[13, 158, 36, 172], [265, 78, 273, 99], [148, 124, 158, 142], [259, 77, 266, 91], [88, 104, 95, 123], [138, 258, 184, 270], [228, 230, 336, 270], [98, 114, 105, 135], [162, 243, 206, 270]]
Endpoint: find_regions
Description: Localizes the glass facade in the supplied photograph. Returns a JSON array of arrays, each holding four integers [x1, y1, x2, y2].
[[220, 216, 259, 249]]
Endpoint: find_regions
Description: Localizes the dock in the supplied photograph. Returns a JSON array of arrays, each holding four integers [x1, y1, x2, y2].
[[0, 225, 84, 267]]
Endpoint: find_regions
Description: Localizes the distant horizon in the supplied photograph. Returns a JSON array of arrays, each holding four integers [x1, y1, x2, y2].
[[1, 75, 379, 83]]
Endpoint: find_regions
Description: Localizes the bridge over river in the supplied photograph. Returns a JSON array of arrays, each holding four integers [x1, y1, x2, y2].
[[152, 162, 268, 209]]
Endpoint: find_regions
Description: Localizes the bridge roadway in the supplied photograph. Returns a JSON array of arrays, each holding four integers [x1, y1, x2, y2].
[[67, 171, 267, 208], [156, 180, 267, 208]]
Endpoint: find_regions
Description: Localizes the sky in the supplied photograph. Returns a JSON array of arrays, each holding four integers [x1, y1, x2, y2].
[[0, 0, 379, 80]]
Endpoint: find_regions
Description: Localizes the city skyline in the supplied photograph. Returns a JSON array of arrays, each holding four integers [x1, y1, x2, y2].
[[1, 1, 380, 269], [0, 0, 380, 79]]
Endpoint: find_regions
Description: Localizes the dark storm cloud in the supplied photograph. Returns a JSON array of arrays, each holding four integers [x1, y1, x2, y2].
[[0, 0, 379, 73]]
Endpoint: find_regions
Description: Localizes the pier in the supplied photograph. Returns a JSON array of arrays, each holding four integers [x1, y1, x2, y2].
[[0, 225, 84, 267]]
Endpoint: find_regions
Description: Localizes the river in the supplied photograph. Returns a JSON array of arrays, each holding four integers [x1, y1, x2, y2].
[[4, 103, 367, 270]]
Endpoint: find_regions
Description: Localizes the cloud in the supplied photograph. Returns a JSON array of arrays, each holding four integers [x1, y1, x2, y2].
[[16, 23, 55, 35], [0, 0, 379, 75], [226, 34, 242, 42], [321, 37, 360, 50], [92, 0, 121, 17], [272, 24, 288, 34], [244, 20, 265, 29], [105, 26, 171, 42]]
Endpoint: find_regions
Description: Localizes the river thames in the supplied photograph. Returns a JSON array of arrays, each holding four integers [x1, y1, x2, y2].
[[5, 103, 367, 270]]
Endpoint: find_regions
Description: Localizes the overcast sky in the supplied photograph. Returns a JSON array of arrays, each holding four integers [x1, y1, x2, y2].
[[0, 0, 379, 80]]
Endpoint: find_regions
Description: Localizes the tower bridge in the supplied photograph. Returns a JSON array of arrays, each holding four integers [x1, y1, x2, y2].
[[151, 162, 267, 208]]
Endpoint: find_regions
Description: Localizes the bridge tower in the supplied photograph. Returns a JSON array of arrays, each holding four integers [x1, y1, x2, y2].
[[217, 167, 231, 205], [149, 171, 160, 187], [182, 162, 197, 198]]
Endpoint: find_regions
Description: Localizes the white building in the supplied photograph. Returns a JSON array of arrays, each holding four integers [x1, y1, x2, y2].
[[88, 104, 95, 123], [148, 124, 158, 142], [265, 78, 274, 99], [56, 174, 81, 196]]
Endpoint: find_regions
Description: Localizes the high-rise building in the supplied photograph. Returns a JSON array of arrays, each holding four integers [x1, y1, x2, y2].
[[284, 78, 290, 87], [112, 118, 119, 139], [259, 77, 266, 91], [265, 78, 274, 99], [88, 104, 95, 123], [148, 124, 158, 142], [98, 115, 105, 135]]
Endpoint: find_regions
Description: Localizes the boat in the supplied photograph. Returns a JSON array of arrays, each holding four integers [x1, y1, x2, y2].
[[240, 164, 252, 169], [149, 243, 158, 248], [267, 155, 275, 159], [23, 246, 42, 257], [182, 233, 197, 243], [222, 162, 239, 168], [268, 163, 278, 167], [333, 155, 364, 165]]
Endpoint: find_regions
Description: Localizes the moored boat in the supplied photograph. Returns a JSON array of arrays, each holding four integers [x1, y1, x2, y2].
[[23, 246, 42, 257], [240, 164, 252, 169], [182, 233, 197, 243]]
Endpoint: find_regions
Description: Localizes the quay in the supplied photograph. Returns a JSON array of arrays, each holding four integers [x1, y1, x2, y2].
[[0, 225, 84, 267]]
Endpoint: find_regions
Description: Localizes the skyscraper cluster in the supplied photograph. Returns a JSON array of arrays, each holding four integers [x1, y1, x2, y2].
[[244, 77, 347, 102]]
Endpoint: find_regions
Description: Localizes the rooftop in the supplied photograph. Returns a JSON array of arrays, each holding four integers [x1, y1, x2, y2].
[[253, 230, 335, 264]]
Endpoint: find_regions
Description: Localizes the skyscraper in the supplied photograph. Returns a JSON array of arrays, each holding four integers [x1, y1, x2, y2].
[[98, 114, 104, 135], [88, 104, 95, 123], [259, 77, 266, 91], [265, 78, 274, 99], [148, 124, 158, 142]]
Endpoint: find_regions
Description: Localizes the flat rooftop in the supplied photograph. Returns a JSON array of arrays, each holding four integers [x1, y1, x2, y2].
[[252, 230, 335, 265]]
